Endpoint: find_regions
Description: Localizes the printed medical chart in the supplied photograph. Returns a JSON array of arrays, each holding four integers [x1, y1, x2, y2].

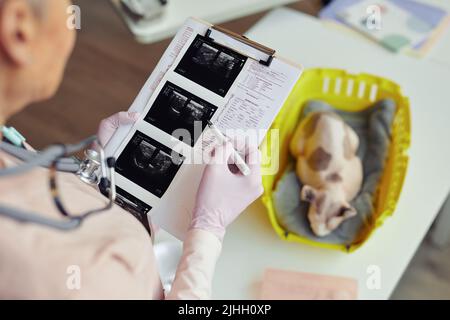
[[105, 18, 303, 239]]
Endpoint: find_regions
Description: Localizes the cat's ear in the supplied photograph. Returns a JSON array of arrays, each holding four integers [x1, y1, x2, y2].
[[338, 205, 357, 219], [301, 185, 317, 203]]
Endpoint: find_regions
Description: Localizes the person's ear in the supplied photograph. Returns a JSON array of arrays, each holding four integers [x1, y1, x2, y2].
[[0, 0, 38, 66], [301, 185, 317, 203]]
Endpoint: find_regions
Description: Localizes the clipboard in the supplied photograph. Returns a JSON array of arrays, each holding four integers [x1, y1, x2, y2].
[[204, 25, 276, 66], [104, 17, 303, 240]]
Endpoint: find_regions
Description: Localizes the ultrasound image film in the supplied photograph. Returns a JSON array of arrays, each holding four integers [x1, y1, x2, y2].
[[144, 82, 218, 146], [193, 43, 218, 66], [116, 131, 185, 198], [133, 140, 173, 175], [211, 52, 237, 78], [174, 35, 247, 97], [115, 186, 152, 235]]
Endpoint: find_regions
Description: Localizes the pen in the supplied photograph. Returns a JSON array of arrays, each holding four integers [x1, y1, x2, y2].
[[206, 121, 251, 176]]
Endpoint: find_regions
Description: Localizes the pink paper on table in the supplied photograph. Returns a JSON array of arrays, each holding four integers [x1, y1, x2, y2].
[[260, 268, 358, 300]]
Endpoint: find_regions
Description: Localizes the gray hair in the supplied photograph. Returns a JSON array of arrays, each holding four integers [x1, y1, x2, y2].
[[0, 0, 46, 18]]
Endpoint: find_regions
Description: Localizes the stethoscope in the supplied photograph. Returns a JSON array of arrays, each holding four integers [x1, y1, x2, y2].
[[0, 125, 117, 231]]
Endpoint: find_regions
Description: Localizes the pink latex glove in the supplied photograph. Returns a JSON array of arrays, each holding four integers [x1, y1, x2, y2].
[[97, 111, 140, 147], [190, 141, 264, 241]]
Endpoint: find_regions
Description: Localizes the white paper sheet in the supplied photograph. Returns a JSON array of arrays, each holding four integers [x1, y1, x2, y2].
[[216, 58, 301, 140]]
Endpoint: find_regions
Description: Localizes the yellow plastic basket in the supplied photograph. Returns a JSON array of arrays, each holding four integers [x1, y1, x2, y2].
[[260, 68, 411, 252]]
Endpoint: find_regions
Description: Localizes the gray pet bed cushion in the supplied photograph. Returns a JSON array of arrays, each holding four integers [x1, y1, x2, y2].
[[273, 99, 396, 246]]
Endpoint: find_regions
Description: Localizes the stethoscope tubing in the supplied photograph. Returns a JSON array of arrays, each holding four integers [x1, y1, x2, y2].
[[0, 136, 96, 176], [0, 135, 114, 231]]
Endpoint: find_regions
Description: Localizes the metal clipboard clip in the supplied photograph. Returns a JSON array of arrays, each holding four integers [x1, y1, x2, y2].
[[204, 25, 276, 67]]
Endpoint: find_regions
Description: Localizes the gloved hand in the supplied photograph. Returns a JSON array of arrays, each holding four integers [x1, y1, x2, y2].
[[97, 111, 140, 147], [190, 141, 264, 241]]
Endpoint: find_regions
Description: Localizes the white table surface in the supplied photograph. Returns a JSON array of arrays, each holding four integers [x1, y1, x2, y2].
[[211, 7, 450, 300], [111, 0, 297, 44]]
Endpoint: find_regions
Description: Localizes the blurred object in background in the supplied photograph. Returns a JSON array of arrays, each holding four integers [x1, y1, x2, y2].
[[119, 0, 168, 24], [319, 0, 450, 57], [260, 268, 358, 300], [110, 0, 299, 44]]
